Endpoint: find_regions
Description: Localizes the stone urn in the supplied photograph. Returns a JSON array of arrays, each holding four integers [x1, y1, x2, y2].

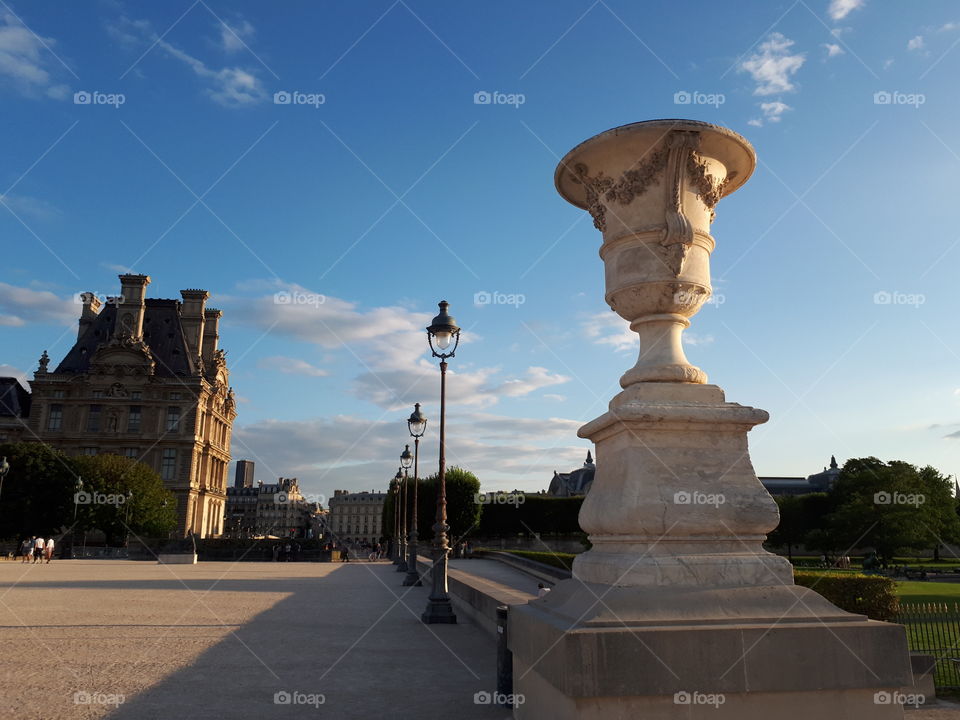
[[556, 119, 754, 387]]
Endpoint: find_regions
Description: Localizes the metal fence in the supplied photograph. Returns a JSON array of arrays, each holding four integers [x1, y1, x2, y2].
[[897, 603, 960, 688]]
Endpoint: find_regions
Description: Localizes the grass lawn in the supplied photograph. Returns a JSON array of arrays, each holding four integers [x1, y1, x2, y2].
[[897, 581, 960, 605]]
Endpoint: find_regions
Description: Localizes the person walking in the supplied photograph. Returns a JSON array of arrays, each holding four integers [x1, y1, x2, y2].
[[44, 537, 55, 563], [33, 536, 45, 564], [20, 537, 32, 563]]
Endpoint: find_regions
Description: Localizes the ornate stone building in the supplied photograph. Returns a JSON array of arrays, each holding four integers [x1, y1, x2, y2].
[[327, 490, 386, 545], [27, 274, 236, 537], [225, 477, 312, 537]]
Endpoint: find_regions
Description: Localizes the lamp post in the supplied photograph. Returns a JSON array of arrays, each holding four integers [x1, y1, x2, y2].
[[74, 477, 84, 559], [396, 455, 410, 573], [403, 405, 426, 587], [0, 456, 9, 503], [392, 469, 403, 564], [398, 443, 414, 577], [422, 300, 459, 624]]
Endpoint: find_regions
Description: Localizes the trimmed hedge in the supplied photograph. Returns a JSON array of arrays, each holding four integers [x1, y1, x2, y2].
[[794, 571, 899, 622], [480, 548, 576, 571], [477, 495, 583, 536]]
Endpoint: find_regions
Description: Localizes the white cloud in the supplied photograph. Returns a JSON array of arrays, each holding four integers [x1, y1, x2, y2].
[[543, 394, 566, 402], [740, 32, 805, 96], [583, 312, 635, 353], [256, 356, 329, 377], [883, 58, 895, 70], [108, 15, 266, 107], [0, 12, 70, 99], [218, 19, 255, 53], [231, 411, 588, 498], [101, 262, 134, 274], [823, 43, 844, 58], [760, 100, 792, 123], [907, 35, 925, 51], [0, 193, 60, 220], [828, 0, 864, 21], [0, 281, 76, 327], [940, 22, 960, 33], [0, 364, 29, 387]]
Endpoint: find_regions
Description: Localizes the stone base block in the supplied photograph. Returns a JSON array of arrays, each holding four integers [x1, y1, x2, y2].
[[509, 581, 911, 719]]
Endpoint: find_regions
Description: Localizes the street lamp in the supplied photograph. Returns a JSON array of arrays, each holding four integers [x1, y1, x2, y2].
[[0, 456, 9, 502], [396, 461, 409, 573], [422, 300, 460, 624], [403, 406, 426, 587], [73, 477, 83, 558], [392, 468, 403, 564], [397, 444, 413, 575]]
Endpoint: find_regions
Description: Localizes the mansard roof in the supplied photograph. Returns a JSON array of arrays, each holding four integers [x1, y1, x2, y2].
[[0, 377, 31, 418], [54, 299, 196, 377]]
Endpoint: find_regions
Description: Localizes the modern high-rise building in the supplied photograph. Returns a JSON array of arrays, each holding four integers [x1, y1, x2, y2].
[[235, 459, 255, 488], [25, 274, 237, 538]]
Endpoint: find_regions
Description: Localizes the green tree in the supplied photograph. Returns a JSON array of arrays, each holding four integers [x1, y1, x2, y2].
[[0, 442, 77, 539], [70, 454, 177, 545], [411, 467, 482, 546], [824, 457, 959, 565]]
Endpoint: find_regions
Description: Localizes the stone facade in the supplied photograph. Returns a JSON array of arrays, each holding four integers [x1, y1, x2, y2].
[[26, 274, 236, 538], [225, 477, 312, 537], [327, 490, 386, 545]]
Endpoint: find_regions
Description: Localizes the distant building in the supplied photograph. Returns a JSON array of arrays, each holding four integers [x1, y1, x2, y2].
[[545, 451, 841, 499], [547, 451, 595, 497], [225, 477, 312, 537], [20, 274, 236, 537], [760, 456, 841, 497], [327, 490, 386, 545], [235, 460, 255, 488], [0, 377, 31, 443]]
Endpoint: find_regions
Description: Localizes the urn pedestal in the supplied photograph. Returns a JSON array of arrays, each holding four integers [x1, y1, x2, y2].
[[508, 121, 911, 719]]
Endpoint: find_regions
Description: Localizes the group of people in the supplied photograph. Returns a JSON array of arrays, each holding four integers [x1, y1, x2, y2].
[[19, 536, 55, 563]]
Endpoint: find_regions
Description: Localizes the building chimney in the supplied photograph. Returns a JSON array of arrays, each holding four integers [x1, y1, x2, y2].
[[77, 292, 102, 340], [179, 289, 209, 360], [115, 274, 151, 340], [202, 308, 222, 362]]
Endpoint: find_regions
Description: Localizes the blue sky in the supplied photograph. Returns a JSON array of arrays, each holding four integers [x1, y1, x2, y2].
[[2, 0, 959, 502]]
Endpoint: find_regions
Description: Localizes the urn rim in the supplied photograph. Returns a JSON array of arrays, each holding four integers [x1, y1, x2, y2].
[[554, 119, 756, 210]]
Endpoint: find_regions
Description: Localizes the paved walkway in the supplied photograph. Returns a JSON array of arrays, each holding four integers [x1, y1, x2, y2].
[[448, 558, 541, 597], [0, 559, 511, 720]]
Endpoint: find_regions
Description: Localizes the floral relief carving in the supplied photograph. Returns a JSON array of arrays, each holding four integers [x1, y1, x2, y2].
[[686, 152, 735, 221]]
